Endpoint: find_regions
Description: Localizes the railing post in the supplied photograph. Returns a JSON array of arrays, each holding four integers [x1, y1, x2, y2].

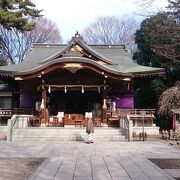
[[7, 118, 12, 141], [123, 118, 126, 129], [140, 111, 146, 141], [129, 120, 133, 141], [120, 118, 123, 128], [127, 115, 133, 142]]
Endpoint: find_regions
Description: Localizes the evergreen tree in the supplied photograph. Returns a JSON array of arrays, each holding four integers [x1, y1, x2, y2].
[[0, 0, 41, 65], [133, 13, 180, 69], [133, 13, 180, 109], [0, 0, 41, 31]]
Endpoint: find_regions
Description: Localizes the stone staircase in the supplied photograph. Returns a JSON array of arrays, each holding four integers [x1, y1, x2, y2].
[[12, 127, 127, 141]]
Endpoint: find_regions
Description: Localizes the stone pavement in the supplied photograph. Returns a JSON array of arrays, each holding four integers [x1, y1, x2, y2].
[[0, 141, 179, 180]]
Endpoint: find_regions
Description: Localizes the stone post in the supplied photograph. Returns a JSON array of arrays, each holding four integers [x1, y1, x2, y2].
[[7, 118, 12, 141], [129, 120, 133, 141]]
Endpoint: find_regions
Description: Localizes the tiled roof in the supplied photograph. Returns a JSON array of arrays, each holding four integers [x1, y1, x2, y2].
[[0, 34, 164, 77]]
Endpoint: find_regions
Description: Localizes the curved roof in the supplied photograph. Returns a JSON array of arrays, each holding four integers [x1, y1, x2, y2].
[[0, 33, 164, 77]]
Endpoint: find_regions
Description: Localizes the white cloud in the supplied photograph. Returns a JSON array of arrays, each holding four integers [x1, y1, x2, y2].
[[32, 0, 168, 42]]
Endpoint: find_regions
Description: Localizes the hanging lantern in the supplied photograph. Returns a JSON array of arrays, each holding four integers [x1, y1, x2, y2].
[[82, 86, 84, 93], [64, 86, 67, 93]]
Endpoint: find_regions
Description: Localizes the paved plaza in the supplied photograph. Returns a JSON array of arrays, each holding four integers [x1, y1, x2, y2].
[[0, 141, 179, 180]]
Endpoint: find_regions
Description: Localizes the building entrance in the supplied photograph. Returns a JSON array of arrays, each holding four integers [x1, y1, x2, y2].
[[48, 91, 102, 116]]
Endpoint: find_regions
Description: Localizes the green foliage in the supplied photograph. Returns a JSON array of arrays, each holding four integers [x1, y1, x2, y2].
[[133, 13, 180, 69], [134, 1, 180, 129], [133, 13, 180, 109], [150, 79, 166, 97], [134, 83, 157, 108], [0, 0, 41, 31]]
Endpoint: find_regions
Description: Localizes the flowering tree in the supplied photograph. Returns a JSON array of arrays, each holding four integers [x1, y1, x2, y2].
[[158, 81, 180, 115]]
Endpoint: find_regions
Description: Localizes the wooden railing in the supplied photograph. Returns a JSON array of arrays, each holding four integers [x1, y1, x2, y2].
[[0, 108, 37, 117], [115, 109, 155, 117], [0, 108, 155, 117]]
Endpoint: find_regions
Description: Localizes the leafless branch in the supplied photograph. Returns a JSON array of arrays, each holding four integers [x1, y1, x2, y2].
[[0, 17, 62, 64], [135, 0, 156, 8], [82, 16, 139, 54]]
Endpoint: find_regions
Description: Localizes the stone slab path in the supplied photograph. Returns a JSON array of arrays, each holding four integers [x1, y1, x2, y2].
[[0, 141, 179, 180]]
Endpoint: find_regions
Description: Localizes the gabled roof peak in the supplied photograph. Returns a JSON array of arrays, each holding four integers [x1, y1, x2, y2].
[[69, 31, 86, 44], [75, 31, 80, 37]]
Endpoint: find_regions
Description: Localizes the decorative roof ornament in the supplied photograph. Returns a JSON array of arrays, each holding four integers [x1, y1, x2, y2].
[[70, 31, 85, 44], [75, 30, 80, 37], [63, 63, 83, 73]]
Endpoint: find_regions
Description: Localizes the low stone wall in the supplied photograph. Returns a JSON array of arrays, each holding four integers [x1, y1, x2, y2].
[[7, 114, 34, 141], [0, 126, 7, 140], [133, 126, 159, 135]]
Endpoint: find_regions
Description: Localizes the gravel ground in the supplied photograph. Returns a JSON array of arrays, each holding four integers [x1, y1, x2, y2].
[[0, 158, 45, 180], [149, 159, 180, 169]]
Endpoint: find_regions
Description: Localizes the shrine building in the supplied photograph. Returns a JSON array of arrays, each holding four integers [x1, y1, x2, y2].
[[0, 32, 164, 128]]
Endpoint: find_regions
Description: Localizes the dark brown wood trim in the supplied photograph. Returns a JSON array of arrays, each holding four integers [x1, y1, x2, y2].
[[21, 62, 130, 81]]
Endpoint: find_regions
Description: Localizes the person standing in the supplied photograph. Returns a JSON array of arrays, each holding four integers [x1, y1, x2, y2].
[[86, 117, 94, 143]]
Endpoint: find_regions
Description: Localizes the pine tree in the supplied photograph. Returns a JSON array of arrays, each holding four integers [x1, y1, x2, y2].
[[133, 13, 180, 109], [0, 0, 41, 31]]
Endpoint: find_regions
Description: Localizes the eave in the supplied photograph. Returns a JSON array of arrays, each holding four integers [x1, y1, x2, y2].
[[13, 57, 131, 76]]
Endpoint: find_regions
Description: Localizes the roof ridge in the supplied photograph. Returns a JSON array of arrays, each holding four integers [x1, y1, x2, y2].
[[32, 44, 125, 47], [32, 44, 66, 47]]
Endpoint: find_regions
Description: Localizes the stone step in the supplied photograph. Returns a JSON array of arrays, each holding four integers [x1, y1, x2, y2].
[[13, 128, 124, 133], [13, 132, 123, 136], [16, 127, 123, 131], [12, 135, 125, 139], [12, 127, 126, 141], [12, 137, 126, 141], [12, 135, 126, 141]]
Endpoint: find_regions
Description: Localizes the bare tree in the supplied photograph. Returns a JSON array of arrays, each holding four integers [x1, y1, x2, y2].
[[134, 0, 168, 17], [158, 81, 180, 115], [135, 0, 156, 8], [167, 0, 180, 23], [82, 16, 139, 54], [26, 17, 62, 44], [0, 28, 23, 64], [0, 17, 62, 64]]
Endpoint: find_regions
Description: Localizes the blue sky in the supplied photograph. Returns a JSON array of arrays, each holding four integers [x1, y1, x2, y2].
[[32, 0, 168, 42]]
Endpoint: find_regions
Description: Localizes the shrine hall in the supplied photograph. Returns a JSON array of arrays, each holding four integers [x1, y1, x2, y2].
[[0, 32, 164, 127]]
